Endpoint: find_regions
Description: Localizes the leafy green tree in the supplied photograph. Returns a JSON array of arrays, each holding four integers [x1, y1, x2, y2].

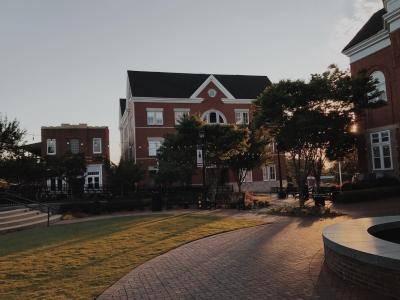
[[156, 116, 202, 186], [0, 115, 26, 158], [254, 65, 378, 207], [227, 129, 269, 193]]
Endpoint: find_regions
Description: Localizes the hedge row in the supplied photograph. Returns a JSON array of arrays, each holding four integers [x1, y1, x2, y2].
[[332, 186, 400, 203]]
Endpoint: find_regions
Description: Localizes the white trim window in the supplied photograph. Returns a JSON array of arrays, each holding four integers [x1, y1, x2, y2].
[[235, 109, 249, 125], [148, 138, 163, 157], [47, 139, 56, 155], [174, 108, 190, 125], [93, 138, 102, 154], [202, 110, 227, 124], [146, 108, 163, 125], [369, 71, 387, 103], [371, 131, 393, 170], [242, 169, 253, 183], [263, 164, 277, 181]]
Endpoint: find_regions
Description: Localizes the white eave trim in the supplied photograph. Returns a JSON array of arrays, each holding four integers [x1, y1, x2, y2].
[[132, 97, 203, 103], [190, 75, 235, 99], [343, 30, 391, 63], [222, 99, 254, 104]]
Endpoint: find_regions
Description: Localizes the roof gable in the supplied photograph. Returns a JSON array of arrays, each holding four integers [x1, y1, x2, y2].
[[343, 8, 386, 52], [190, 75, 235, 99], [127, 70, 270, 99]]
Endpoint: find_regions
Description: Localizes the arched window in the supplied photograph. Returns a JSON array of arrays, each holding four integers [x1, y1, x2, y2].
[[201, 110, 227, 124], [370, 71, 387, 102]]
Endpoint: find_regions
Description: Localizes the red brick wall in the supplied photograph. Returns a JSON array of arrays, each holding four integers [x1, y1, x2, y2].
[[41, 127, 110, 163], [133, 81, 287, 187], [324, 246, 400, 298]]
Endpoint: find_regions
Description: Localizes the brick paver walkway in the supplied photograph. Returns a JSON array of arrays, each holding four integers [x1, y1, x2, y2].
[[98, 214, 389, 300]]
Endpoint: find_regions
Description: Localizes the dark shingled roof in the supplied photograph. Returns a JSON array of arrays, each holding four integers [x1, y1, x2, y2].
[[127, 71, 271, 99], [22, 142, 42, 156], [343, 8, 386, 52], [120, 98, 126, 116]]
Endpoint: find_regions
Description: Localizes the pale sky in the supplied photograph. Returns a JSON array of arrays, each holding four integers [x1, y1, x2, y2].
[[0, 0, 382, 163]]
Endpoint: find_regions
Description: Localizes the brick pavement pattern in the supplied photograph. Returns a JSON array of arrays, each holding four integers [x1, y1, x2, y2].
[[98, 215, 389, 300]]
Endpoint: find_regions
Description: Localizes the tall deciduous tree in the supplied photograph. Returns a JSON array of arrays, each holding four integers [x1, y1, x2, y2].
[[0, 115, 26, 158], [254, 65, 378, 207]]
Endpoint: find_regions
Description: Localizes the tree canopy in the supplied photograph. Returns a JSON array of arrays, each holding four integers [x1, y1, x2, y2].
[[254, 65, 379, 206]]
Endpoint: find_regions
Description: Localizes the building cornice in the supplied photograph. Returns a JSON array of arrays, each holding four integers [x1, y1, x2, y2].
[[343, 30, 391, 63]]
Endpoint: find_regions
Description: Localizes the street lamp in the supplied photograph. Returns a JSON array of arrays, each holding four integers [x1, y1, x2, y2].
[[199, 130, 207, 208]]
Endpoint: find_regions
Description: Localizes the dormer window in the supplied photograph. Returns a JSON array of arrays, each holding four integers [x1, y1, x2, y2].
[[369, 71, 387, 103]]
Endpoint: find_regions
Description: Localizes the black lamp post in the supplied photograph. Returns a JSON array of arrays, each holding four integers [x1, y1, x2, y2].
[[199, 130, 207, 207]]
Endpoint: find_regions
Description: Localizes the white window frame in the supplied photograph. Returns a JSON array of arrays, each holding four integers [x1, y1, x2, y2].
[[263, 164, 277, 181], [370, 130, 393, 170], [148, 137, 164, 157], [201, 110, 227, 124], [242, 169, 253, 183], [174, 108, 190, 125], [235, 109, 249, 125], [93, 138, 102, 154], [47, 139, 56, 155], [369, 71, 388, 103], [146, 108, 164, 126]]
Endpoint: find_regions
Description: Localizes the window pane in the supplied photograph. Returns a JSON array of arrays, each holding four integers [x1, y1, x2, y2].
[[235, 112, 241, 124], [371, 133, 379, 144], [243, 113, 249, 124], [219, 115, 224, 123], [381, 132, 389, 142], [383, 157, 392, 169], [70, 139, 80, 154], [262, 167, 267, 181], [156, 112, 163, 125], [209, 112, 217, 123], [147, 112, 154, 125], [382, 145, 391, 157], [372, 146, 381, 158], [374, 158, 382, 169], [269, 165, 276, 180], [93, 138, 102, 153]]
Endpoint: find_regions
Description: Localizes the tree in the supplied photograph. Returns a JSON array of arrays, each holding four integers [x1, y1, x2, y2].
[[227, 129, 269, 193], [0, 115, 26, 158], [156, 116, 255, 197], [254, 65, 378, 207], [156, 116, 202, 187], [110, 160, 144, 196]]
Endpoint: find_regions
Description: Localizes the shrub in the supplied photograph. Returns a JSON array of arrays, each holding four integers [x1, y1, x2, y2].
[[333, 186, 400, 203], [342, 177, 399, 191]]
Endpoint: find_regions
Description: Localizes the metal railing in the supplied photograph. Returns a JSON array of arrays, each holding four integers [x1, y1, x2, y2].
[[0, 192, 53, 227]]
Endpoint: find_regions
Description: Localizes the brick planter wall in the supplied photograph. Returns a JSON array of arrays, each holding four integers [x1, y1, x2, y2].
[[324, 246, 400, 299]]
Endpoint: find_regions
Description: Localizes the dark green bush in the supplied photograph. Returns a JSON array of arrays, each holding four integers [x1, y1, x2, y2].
[[333, 186, 400, 203]]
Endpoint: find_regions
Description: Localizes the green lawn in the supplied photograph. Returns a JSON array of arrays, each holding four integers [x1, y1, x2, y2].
[[0, 212, 264, 299]]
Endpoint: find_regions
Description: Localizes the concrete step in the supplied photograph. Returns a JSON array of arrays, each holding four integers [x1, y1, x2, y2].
[[0, 215, 62, 234], [0, 210, 41, 222], [0, 208, 29, 217], [0, 212, 48, 229]]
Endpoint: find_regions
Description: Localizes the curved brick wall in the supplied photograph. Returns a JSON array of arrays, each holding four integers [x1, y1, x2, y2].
[[323, 217, 400, 299]]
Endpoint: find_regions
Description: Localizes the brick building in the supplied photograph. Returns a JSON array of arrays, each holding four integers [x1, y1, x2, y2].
[[41, 123, 110, 190], [343, 0, 400, 179], [119, 70, 287, 192]]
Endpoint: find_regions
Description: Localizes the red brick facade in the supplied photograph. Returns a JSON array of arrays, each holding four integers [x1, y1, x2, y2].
[[120, 73, 287, 191], [41, 124, 110, 187], [344, 2, 400, 179]]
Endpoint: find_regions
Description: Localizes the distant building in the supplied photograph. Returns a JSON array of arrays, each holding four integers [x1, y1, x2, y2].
[[343, 0, 400, 179], [119, 70, 287, 191], [41, 123, 110, 190]]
